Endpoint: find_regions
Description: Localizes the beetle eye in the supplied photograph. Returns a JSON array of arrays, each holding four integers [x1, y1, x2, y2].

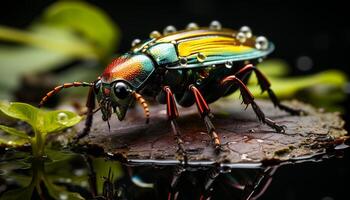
[[94, 80, 102, 93], [114, 82, 130, 99]]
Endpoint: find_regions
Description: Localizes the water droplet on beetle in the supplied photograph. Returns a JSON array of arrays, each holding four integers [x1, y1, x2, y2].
[[150, 30, 161, 39], [186, 22, 199, 30], [255, 36, 269, 50], [236, 32, 246, 43], [239, 26, 252, 38], [196, 52, 206, 62], [209, 20, 222, 30], [163, 25, 177, 35], [57, 112, 68, 124], [225, 61, 233, 69], [131, 38, 141, 47], [179, 57, 188, 66]]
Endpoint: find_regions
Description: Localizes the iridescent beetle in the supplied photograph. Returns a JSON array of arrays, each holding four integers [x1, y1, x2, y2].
[[39, 21, 303, 152]]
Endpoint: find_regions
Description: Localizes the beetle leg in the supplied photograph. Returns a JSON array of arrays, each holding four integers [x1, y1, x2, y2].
[[189, 85, 221, 152], [221, 76, 285, 133], [74, 87, 96, 142], [200, 167, 220, 200], [133, 92, 150, 123], [163, 86, 187, 162], [235, 64, 306, 115]]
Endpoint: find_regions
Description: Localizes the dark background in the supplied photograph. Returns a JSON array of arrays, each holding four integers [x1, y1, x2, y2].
[[1, 1, 349, 200]]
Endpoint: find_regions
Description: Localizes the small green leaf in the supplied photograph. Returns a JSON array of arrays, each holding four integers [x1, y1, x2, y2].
[[0, 102, 39, 129], [43, 110, 82, 134], [0, 125, 29, 139]]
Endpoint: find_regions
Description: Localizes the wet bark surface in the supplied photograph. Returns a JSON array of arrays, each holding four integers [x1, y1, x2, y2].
[[75, 99, 348, 167]]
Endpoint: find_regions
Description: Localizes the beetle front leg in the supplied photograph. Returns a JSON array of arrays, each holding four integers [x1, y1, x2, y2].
[[74, 87, 96, 142], [163, 86, 187, 162], [189, 85, 221, 152], [221, 76, 285, 133], [235, 64, 306, 115]]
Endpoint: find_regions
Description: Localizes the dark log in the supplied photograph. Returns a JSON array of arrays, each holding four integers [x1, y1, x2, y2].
[[75, 99, 348, 168]]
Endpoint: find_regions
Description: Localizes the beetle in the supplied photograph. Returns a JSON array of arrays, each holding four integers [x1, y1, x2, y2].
[[39, 21, 303, 154]]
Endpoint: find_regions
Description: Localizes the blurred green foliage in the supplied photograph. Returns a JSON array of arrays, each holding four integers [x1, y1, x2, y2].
[[227, 59, 348, 112], [0, 1, 120, 99]]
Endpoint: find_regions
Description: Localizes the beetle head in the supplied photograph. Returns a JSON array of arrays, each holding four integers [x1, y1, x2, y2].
[[94, 79, 134, 121]]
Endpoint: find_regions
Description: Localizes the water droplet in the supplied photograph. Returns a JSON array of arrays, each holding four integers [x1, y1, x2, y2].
[[296, 56, 313, 71], [186, 22, 199, 30], [163, 25, 177, 35], [74, 169, 85, 176], [196, 79, 203, 85], [255, 36, 269, 50], [65, 178, 72, 183], [107, 152, 114, 157], [59, 193, 68, 200], [149, 30, 161, 39], [239, 26, 252, 38], [236, 32, 246, 43], [131, 38, 141, 47], [80, 181, 88, 187], [57, 112, 68, 124], [196, 52, 206, 62], [179, 57, 187, 66], [225, 61, 233, 69], [241, 154, 250, 160], [209, 20, 222, 30]]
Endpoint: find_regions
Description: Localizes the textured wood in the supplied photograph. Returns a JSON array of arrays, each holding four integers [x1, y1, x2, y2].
[[75, 99, 348, 167]]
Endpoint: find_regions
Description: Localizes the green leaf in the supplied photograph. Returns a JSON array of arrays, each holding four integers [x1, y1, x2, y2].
[[257, 59, 290, 77], [0, 102, 39, 129], [0, 125, 30, 139], [0, 102, 81, 134], [43, 110, 82, 134], [41, 1, 119, 57]]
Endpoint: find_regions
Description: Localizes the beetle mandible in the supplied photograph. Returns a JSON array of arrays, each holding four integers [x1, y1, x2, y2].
[[39, 21, 304, 153]]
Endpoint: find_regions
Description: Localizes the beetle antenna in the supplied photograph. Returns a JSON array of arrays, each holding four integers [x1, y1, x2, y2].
[[133, 92, 150, 123], [39, 82, 93, 107]]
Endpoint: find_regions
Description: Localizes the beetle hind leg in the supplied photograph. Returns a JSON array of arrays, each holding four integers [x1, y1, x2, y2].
[[163, 86, 188, 162], [236, 64, 306, 115], [189, 85, 222, 152], [221, 76, 285, 133]]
